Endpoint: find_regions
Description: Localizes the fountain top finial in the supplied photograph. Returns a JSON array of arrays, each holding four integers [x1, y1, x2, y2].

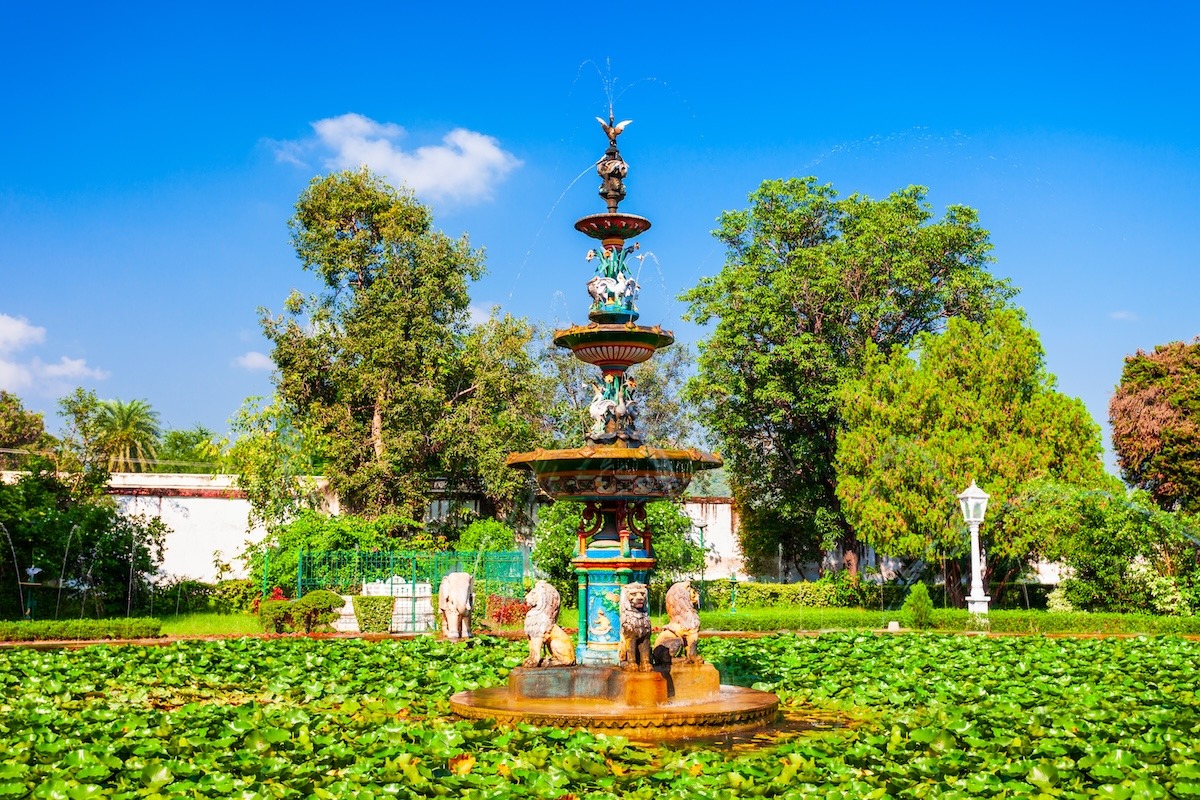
[[595, 112, 632, 213], [595, 113, 632, 149]]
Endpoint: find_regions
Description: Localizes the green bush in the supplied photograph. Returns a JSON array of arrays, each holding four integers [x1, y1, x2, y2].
[[258, 600, 292, 633], [291, 590, 344, 633], [351, 596, 395, 633], [213, 579, 260, 614], [457, 518, 517, 551], [901, 583, 934, 629], [0, 618, 163, 642]]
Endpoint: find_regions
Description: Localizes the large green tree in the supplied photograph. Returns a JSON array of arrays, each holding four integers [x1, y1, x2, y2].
[[682, 178, 1014, 574], [1109, 338, 1200, 512], [835, 310, 1105, 601], [261, 169, 545, 523]]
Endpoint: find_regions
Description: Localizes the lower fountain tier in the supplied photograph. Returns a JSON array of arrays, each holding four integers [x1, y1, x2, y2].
[[450, 662, 778, 740], [506, 445, 722, 501]]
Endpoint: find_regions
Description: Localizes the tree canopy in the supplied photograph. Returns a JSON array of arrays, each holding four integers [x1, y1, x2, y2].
[[95, 398, 161, 473], [835, 310, 1105, 588], [0, 391, 47, 469], [681, 177, 1015, 573], [1110, 338, 1200, 512], [259, 169, 546, 524]]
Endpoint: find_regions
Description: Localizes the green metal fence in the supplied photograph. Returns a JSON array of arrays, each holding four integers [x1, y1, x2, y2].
[[294, 549, 526, 632]]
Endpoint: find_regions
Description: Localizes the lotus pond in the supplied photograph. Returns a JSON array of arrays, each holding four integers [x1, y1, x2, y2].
[[2, 632, 1199, 799]]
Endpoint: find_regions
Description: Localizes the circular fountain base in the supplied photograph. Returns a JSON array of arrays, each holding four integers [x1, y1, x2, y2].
[[450, 663, 779, 740]]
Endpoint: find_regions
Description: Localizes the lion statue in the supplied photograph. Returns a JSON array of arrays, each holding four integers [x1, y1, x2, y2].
[[617, 582, 652, 671], [523, 580, 575, 667], [654, 581, 702, 664], [438, 571, 474, 640]]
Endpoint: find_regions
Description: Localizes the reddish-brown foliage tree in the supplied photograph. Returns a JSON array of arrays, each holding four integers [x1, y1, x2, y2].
[[1110, 339, 1200, 512]]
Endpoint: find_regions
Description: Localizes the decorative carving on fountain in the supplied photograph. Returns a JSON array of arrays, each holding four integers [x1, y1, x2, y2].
[[617, 582, 653, 671], [595, 114, 632, 212], [523, 580, 576, 667], [587, 372, 641, 445], [654, 581, 703, 665]]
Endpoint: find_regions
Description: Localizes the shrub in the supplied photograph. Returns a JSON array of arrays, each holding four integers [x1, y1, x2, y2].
[[902, 583, 935, 629], [213, 579, 260, 614], [1046, 585, 1074, 613], [154, 578, 215, 614], [0, 618, 163, 642], [458, 519, 517, 551], [485, 594, 529, 626], [352, 596, 395, 633], [291, 590, 344, 633], [258, 600, 292, 633]]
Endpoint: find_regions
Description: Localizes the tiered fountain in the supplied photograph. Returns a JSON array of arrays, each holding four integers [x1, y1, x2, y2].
[[450, 116, 778, 738]]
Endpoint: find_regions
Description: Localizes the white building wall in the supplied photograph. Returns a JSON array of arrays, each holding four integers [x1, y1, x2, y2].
[[118, 493, 265, 582], [683, 498, 743, 579]]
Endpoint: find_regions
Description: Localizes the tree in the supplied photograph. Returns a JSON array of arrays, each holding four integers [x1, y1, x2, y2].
[[682, 178, 1014, 575], [1110, 338, 1200, 512], [222, 397, 327, 531], [95, 398, 161, 473], [156, 425, 219, 473], [0, 391, 47, 469], [261, 169, 546, 523], [1006, 478, 1200, 614], [835, 310, 1105, 602]]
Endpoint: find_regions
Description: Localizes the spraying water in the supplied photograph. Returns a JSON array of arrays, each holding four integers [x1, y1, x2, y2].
[[55, 524, 77, 619], [0, 522, 24, 617], [507, 162, 598, 305]]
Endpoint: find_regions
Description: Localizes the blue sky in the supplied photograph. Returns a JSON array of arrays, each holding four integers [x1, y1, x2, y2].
[[2, 1, 1197, 472]]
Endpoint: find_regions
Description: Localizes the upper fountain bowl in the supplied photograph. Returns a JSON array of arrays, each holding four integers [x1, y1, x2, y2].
[[575, 213, 652, 243]]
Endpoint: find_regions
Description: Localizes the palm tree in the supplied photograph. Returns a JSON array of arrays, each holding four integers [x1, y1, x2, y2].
[[96, 399, 162, 473]]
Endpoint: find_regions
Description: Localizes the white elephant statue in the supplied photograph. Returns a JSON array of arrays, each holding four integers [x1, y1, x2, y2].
[[438, 572, 474, 640]]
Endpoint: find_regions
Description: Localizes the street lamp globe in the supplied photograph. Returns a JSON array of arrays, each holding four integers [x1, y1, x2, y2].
[[957, 481, 990, 524]]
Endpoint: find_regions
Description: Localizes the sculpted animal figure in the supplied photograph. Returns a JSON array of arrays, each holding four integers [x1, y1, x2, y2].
[[438, 572, 474, 640], [617, 582, 653, 671], [654, 581, 702, 664], [523, 580, 575, 667]]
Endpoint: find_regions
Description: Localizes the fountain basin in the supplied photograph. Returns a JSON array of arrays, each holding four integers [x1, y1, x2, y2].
[[451, 663, 778, 740]]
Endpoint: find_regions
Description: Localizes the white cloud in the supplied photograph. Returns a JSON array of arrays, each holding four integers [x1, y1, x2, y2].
[[0, 314, 107, 395], [468, 303, 494, 327], [276, 113, 522, 205], [1109, 310, 1138, 322], [0, 314, 45, 353], [234, 351, 274, 371]]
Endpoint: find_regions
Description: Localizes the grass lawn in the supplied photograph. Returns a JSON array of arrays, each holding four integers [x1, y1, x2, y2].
[[156, 612, 262, 637]]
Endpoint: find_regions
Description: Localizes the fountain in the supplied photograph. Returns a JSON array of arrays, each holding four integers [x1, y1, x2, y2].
[[450, 115, 778, 738]]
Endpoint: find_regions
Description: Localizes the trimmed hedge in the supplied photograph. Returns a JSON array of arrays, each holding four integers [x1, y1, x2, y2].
[[351, 596, 395, 633], [258, 591, 345, 633], [696, 578, 1054, 613], [678, 606, 1200, 635], [0, 618, 163, 642]]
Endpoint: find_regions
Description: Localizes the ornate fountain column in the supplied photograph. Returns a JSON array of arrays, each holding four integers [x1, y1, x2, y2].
[[509, 115, 719, 665]]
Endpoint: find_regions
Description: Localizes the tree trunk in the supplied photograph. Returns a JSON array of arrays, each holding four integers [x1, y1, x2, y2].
[[943, 558, 965, 607], [371, 391, 385, 460]]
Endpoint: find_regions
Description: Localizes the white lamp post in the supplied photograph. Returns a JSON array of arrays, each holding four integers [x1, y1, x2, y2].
[[957, 481, 990, 614]]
